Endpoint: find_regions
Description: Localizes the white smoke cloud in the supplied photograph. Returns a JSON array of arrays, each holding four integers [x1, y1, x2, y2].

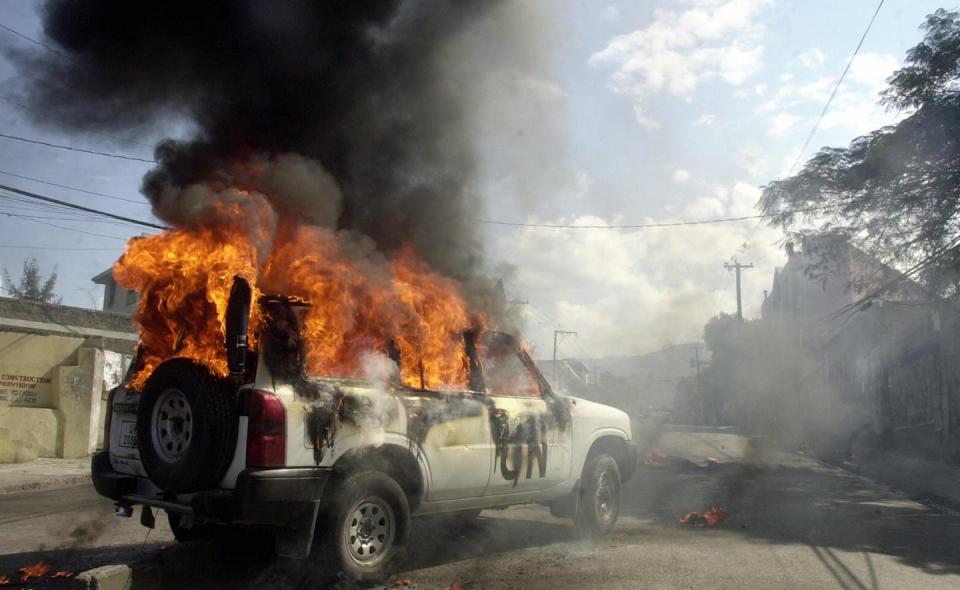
[[494, 181, 785, 359], [588, 0, 771, 125]]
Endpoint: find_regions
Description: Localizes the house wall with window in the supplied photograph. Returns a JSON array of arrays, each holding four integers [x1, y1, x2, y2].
[[92, 268, 138, 316]]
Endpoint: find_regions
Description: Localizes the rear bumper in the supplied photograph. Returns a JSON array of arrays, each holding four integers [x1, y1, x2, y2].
[[91, 451, 330, 556]]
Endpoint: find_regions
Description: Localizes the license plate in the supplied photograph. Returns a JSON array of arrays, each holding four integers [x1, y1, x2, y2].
[[119, 421, 138, 448]]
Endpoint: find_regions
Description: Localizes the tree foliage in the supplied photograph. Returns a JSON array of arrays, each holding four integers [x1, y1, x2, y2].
[[2, 258, 61, 304], [761, 9, 960, 294]]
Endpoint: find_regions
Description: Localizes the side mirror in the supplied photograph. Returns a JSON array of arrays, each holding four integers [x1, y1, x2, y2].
[[225, 276, 252, 381]]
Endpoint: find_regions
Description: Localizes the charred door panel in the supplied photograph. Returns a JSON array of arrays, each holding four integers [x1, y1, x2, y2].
[[403, 392, 493, 501], [477, 332, 572, 495], [486, 396, 571, 494]]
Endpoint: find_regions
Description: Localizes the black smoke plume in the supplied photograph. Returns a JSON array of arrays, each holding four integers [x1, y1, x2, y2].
[[9, 0, 529, 280]]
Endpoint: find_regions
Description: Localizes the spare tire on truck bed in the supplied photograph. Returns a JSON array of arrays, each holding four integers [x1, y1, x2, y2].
[[136, 359, 238, 493]]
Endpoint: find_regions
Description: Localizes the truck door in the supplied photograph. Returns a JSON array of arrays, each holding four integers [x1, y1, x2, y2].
[[406, 391, 493, 502], [480, 333, 572, 495]]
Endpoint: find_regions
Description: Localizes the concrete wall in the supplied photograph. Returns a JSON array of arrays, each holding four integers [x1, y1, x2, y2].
[[0, 333, 85, 408], [0, 332, 118, 462], [0, 407, 58, 462], [57, 347, 104, 458]]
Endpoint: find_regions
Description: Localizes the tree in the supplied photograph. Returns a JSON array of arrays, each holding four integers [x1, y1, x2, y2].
[[760, 9, 960, 296], [2, 259, 62, 304]]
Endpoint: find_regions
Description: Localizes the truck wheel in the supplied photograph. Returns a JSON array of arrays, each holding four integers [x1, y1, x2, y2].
[[574, 453, 621, 538], [322, 471, 410, 583], [136, 359, 237, 493]]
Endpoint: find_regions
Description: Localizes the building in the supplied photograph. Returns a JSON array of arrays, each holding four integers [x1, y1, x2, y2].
[[92, 267, 138, 315], [761, 236, 927, 346], [757, 236, 960, 460], [0, 297, 137, 463], [537, 358, 590, 397]]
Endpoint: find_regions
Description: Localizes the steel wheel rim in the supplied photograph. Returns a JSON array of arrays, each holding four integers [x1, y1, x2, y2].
[[151, 388, 193, 462], [595, 470, 617, 523], [343, 497, 395, 565]]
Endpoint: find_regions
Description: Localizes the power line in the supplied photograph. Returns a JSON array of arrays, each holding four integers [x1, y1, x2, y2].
[[478, 204, 836, 230], [0, 211, 130, 241], [0, 23, 63, 56], [0, 95, 157, 150], [787, 0, 885, 176], [0, 132, 157, 163], [737, 0, 885, 258], [0, 184, 166, 230], [0, 169, 148, 205], [0, 244, 118, 251], [825, 234, 960, 322]]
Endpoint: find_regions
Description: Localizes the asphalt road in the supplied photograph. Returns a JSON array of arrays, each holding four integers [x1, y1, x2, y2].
[[0, 485, 174, 582], [2, 434, 960, 589]]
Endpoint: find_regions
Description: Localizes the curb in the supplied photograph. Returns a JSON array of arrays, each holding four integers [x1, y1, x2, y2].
[[73, 564, 132, 590], [0, 473, 91, 496], [71, 539, 222, 590]]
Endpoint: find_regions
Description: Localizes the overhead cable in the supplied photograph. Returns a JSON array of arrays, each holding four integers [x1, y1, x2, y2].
[[0, 132, 157, 163], [0, 212, 130, 241], [0, 95, 157, 150], [478, 204, 835, 230], [0, 22, 63, 56], [787, 0, 886, 176], [0, 184, 166, 230], [0, 169, 148, 204], [0, 244, 118, 251]]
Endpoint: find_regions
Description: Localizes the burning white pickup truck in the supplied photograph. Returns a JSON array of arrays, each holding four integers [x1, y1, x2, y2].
[[92, 282, 637, 582]]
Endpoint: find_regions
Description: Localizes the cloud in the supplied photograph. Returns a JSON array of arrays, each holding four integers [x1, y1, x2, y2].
[[672, 168, 691, 184], [694, 113, 718, 127], [760, 52, 902, 139], [571, 170, 593, 199], [769, 112, 803, 136], [797, 48, 826, 69], [601, 5, 620, 22], [589, 0, 771, 125], [495, 181, 783, 358], [633, 105, 662, 129], [847, 52, 897, 90], [736, 144, 769, 178]]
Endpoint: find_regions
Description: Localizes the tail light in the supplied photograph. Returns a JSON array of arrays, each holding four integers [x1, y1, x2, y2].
[[247, 390, 286, 467], [100, 387, 117, 451]]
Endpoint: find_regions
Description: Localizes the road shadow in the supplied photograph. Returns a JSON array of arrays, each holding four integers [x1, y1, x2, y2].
[[622, 453, 960, 579], [233, 511, 579, 590]]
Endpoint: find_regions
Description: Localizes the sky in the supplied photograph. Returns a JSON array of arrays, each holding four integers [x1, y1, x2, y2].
[[0, 0, 948, 361]]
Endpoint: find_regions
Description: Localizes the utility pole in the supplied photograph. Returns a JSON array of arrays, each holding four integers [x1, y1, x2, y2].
[[689, 345, 706, 379], [552, 330, 577, 385], [724, 260, 753, 320]]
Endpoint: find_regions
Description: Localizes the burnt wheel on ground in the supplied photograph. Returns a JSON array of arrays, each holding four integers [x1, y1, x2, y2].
[[317, 470, 411, 583], [574, 453, 621, 538], [136, 359, 238, 494]]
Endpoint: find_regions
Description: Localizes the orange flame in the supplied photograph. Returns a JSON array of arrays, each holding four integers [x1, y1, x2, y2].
[[116, 191, 483, 390], [18, 561, 52, 582], [679, 505, 727, 527], [643, 447, 669, 466]]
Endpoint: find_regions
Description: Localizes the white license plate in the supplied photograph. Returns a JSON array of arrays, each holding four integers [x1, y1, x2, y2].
[[119, 421, 138, 448]]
